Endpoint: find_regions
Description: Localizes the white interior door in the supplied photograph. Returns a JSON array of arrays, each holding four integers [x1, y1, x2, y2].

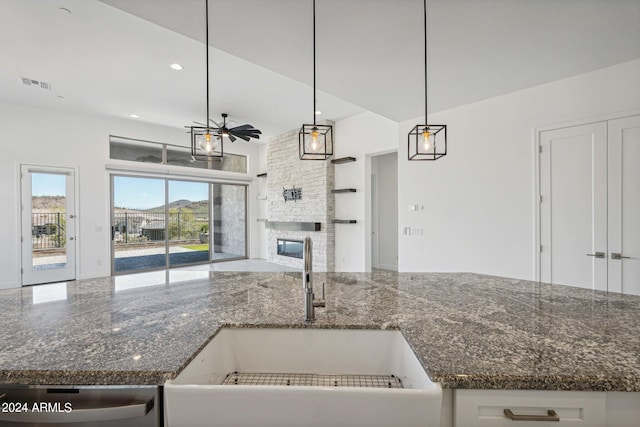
[[539, 122, 608, 290], [21, 165, 76, 285], [607, 115, 640, 295]]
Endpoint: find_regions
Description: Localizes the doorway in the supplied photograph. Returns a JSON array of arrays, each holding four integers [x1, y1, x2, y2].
[[370, 152, 398, 271], [20, 165, 76, 285]]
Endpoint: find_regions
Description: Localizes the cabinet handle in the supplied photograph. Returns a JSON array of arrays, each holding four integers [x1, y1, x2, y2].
[[504, 409, 559, 422]]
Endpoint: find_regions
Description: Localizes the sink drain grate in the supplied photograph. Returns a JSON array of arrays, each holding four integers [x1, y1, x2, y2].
[[222, 372, 403, 388]]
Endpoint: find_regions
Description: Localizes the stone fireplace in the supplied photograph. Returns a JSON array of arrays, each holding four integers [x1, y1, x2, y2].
[[266, 125, 335, 271]]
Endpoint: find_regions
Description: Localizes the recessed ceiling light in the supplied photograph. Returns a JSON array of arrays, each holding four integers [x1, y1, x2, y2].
[[132, 354, 142, 361], [315, 110, 322, 115], [130, 114, 139, 118], [170, 63, 183, 71], [59, 7, 71, 14]]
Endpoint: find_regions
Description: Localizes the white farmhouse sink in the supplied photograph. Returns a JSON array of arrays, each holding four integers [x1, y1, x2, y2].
[[164, 327, 442, 427]]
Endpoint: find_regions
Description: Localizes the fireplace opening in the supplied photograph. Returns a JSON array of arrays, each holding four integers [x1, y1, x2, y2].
[[277, 239, 304, 259]]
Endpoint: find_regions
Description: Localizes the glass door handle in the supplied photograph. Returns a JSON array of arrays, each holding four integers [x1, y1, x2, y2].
[[586, 252, 605, 258]]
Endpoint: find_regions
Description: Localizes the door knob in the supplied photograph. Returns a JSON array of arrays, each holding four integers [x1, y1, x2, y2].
[[611, 253, 631, 260], [586, 252, 605, 258]]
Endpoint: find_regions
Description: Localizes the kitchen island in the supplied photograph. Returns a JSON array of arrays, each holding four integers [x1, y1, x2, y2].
[[0, 271, 639, 392]]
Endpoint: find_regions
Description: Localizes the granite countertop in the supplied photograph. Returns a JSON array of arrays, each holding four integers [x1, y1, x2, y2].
[[0, 271, 639, 391]]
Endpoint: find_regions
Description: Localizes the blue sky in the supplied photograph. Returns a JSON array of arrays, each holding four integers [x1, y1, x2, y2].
[[32, 174, 210, 210], [113, 177, 208, 210], [32, 173, 65, 197]]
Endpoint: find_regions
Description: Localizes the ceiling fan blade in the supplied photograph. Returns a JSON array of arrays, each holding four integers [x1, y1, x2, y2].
[[234, 129, 261, 136], [230, 124, 253, 131], [229, 134, 237, 142], [209, 118, 222, 127], [234, 133, 251, 142], [192, 120, 207, 126]]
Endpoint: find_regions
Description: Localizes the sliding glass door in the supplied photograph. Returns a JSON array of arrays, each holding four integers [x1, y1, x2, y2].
[[111, 175, 246, 274], [112, 176, 167, 273], [168, 180, 210, 267]]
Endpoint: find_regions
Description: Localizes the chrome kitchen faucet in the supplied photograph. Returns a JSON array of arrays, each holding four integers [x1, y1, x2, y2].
[[303, 237, 325, 322]]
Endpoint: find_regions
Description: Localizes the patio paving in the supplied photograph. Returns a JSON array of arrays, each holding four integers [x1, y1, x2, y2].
[[114, 247, 241, 272]]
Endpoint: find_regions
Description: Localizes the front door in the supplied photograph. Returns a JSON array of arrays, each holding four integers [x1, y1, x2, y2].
[[21, 165, 76, 285]]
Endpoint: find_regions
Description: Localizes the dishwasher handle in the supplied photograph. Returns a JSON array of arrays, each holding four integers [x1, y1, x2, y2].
[[0, 397, 153, 424]]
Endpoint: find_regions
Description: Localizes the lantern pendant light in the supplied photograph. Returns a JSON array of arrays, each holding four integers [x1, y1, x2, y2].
[[408, 0, 447, 161], [189, 0, 223, 160], [299, 0, 333, 160]]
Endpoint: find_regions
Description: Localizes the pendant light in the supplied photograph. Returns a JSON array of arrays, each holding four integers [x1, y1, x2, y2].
[[408, 0, 447, 161], [299, 0, 333, 160], [189, 0, 223, 160]]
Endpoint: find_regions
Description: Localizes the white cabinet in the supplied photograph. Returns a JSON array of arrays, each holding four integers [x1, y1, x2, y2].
[[452, 390, 640, 427]]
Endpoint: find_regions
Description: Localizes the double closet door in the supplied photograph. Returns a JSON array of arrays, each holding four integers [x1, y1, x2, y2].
[[540, 115, 640, 295]]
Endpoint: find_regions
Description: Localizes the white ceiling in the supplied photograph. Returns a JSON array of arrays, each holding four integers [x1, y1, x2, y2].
[[1, 0, 639, 141]]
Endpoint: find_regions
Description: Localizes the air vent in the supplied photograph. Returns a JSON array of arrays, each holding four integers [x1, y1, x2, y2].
[[20, 77, 52, 91]]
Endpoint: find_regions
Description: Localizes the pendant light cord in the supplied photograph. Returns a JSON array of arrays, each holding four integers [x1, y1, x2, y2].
[[205, 0, 210, 126], [424, 0, 428, 121], [312, 0, 317, 126]]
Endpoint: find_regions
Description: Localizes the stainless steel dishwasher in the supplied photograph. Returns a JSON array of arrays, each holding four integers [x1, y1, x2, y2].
[[0, 385, 161, 426]]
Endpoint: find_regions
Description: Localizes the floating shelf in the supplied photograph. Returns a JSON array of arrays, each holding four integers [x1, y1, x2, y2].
[[332, 219, 357, 224], [256, 172, 267, 178], [265, 221, 321, 231], [331, 157, 356, 164], [332, 188, 357, 194]]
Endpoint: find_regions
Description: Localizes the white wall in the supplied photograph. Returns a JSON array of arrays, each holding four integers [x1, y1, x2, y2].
[[397, 59, 640, 279], [0, 101, 261, 289], [334, 112, 398, 271]]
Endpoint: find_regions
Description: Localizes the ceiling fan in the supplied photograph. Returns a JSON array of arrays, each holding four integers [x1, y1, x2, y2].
[[193, 113, 262, 142]]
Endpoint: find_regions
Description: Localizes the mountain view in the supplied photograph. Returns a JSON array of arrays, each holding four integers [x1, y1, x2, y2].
[[33, 196, 208, 214], [32, 196, 65, 212], [143, 199, 208, 213]]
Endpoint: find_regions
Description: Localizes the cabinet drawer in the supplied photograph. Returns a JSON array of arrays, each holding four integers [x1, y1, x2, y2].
[[455, 389, 605, 427]]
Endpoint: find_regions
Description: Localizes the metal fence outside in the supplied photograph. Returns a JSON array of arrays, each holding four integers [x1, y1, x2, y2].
[[31, 211, 210, 250], [113, 211, 209, 244], [31, 212, 66, 250]]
